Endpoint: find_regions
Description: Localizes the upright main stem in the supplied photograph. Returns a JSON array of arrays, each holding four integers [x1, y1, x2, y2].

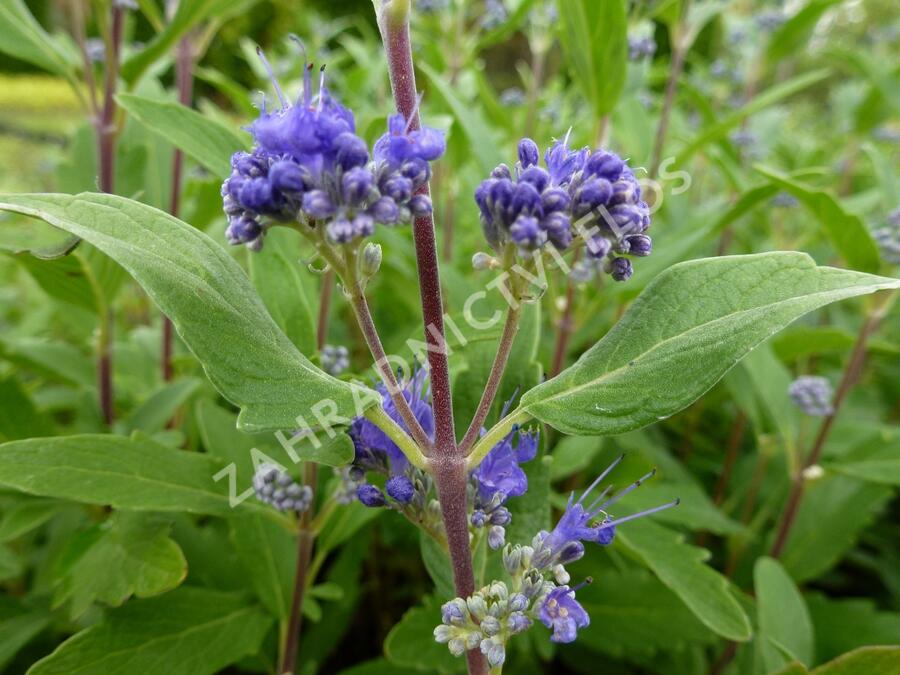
[[163, 34, 195, 381], [96, 4, 124, 424], [379, 7, 483, 673]]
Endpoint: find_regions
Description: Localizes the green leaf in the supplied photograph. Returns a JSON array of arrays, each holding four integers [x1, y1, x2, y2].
[[0, 434, 277, 520], [549, 436, 604, 482], [12, 253, 97, 312], [615, 518, 752, 641], [0, 193, 370, 432], [807, 594, 900, 664], [754, 166, 881, 273], [120, 0, 218, 85], [577, 569, 716, 658], [124, 378, 202, 434], [674, 70, 830, 168], [28, 587, 272, 675], [780, 475, 891, 583], [0, 545, 22, 581], [557, 0, 628, 118], [418, 63, 503, 176], [247, 228, 317, 356], [384, 597, 463, 674], [53, 512, 187, 618], [0, 610, 50, 671], [767, 0, 844, 62], [811, 647, 900, 675], [419, 533, 454, 600], [116, 94, 250, 176], [517, 253, 899, 436], [0, 338, 94, 388], [0, 498, 63, 542], [0, 0, 75, 77], [0, 376, 52, 441], [228, 514, 295, 619], [826, 455, 900, 486], [755, 557, 814, 671]]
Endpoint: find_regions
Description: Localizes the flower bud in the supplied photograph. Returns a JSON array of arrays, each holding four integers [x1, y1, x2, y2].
[[356, 484, 386, 507], [518, 138, 539, 168], [480, 615, 501, 637], [360, 242, 383, 279], [488, 525, 506, 550]]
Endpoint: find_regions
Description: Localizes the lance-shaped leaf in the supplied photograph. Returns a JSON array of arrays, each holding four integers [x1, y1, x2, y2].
[[28, 587, 272, 675], [518, 253, 898, 436], [0, 193, 371, 432]]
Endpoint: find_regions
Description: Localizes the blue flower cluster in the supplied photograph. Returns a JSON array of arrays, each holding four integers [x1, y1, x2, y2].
[[873, 207, 900, 265], [253, 463, 314, 513], [788, 376, 834, 417], [434, 455, 678, 660], [347, 371, 540, 547], [222, 55, 445, 250], [475, 134, 652, 281], [628, 35, 657, 61]]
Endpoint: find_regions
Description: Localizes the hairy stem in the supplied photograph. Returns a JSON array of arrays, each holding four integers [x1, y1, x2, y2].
[[467, 410, 531, 467], [649, 0, 691, 180], [770, 302, 887, 558], [378, 6, 481, 672], [458, 304, 522, 455], [94, 3, 124, 424], [280, 462, 317, 675], [317, 268, 335, 351], [162, 34, 195, 382], [348, 283, 435, 452]]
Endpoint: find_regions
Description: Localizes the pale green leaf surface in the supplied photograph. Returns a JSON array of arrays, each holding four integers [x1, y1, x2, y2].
[[28, 587, 272, 675], [519, 253, 899, 436], [755, 557, 814, 671], [615, 518, 752, 641], [0, 434, 277, 520], [53, 513, 187, 618], [0, 193, 369, 432], [116, 94, 250, 176]]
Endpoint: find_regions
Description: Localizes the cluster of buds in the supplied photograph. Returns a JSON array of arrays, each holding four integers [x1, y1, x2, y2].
[[435, 456, 678, 660], [252, 463, 313, 513], [474, 134, 652, 281], [628, 35, 657, 61], [873, 207, 900, 265], [320, 344, 350, 376], [788, 376, 834, 417], [434, 580, 542, 668], [222, 48, 444, 251]]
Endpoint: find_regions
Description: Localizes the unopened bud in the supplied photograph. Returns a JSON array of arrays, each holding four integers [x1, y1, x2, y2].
[[361, 242, 382, 277], [472, 252, 498, 270]]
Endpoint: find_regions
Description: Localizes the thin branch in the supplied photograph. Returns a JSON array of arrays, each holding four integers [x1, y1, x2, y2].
[[649, 0, 691, 180], [458, 304, 521, 455], [348, 283, 435, 452], [550, 249, 581, 377], [467, 410, 531, 470], [280, 462, 317, 675], [770, 303, 888, 558], [365, 405, 429, 471], [317, 269, 334, 351]]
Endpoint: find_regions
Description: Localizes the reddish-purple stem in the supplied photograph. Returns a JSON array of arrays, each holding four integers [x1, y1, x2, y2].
[[379, 9, 483, 674], [162, 35, 195, 382]]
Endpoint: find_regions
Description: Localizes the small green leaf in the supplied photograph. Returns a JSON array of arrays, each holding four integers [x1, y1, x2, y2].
[[807, 594, 900, 664], [116, 94, 250, 176], [28, 587, 273, 675], [518, 253, 899, 436], [0, 434, 277, 520], [557, 0, 628, 118], [754, 166, 881, 273], [615, 518, 752, 641], [0, 0, 75, 77], [53, 512, 187, 618], [228, 514, 295, 619], [0, 610, 50, 671], [780, 475, 891, 583], [0, 193, 372, 432], [767, 0, 845, 63], [0, 498, 63, 542], [811, 647, 900, 675], [124, 378, 202, 434], [247, 228, 317, 356], [384, 597, 464, 673], [755, 557, 814, 671]]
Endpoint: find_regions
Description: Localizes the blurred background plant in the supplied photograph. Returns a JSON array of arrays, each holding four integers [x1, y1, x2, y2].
[[0, 0, 898, 673]]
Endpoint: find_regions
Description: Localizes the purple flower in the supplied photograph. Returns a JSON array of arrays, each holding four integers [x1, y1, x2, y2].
[[538, 585, 590, 643], [357, 483, 386, 507], [386, 475, 416, 504], [471, 426, 538, 506], [473, 134, 651, 271], [350, 368, 435, 476], [373, 110, 446, 170], [537, 455, 678, 565]]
